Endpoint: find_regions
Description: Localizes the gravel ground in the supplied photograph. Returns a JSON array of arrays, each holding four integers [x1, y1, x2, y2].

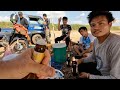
[[61, 62, 79, 79]]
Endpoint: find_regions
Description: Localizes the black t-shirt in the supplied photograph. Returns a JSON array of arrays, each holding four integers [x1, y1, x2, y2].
[[60, 24, 72, 36]]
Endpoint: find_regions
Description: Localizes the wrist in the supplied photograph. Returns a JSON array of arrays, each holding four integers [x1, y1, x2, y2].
[[87, 73, 90, 79], [81, 52, 84, 56]]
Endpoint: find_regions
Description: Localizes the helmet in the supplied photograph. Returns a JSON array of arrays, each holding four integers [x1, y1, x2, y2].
[[10, 13, 19, 23]]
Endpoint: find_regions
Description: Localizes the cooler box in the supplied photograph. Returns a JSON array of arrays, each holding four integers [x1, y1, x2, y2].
[[52, 43, 67, 63]]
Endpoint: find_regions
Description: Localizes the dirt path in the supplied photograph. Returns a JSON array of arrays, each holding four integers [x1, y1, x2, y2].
[[50, 30, 120, 44], [0, 30, 120, 59]]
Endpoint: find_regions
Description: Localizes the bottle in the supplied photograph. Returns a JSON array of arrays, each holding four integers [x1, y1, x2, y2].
[[66, 52, 71, 67], [72, 57, 78, 76], [22, 39, 47, 79], [32, 39, 47, 63]]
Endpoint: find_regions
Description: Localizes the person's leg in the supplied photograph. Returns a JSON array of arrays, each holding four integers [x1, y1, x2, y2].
[[79, 45, 84, 52], [78, 62, 101, 75], [65, 37, 70, 48], [83, 53, 91, 58], [55, 36, 65, 43], [45, 30, 51, 44], [68, 40, 72, 51], [73, 45, 81, 55]]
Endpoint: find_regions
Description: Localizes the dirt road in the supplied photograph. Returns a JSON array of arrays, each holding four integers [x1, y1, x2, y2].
[[50, 30, 120, 44], [0, 30, 120, 59]]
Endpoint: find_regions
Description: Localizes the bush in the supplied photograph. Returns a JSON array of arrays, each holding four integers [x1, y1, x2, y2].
[[0, 22, 120, 31]]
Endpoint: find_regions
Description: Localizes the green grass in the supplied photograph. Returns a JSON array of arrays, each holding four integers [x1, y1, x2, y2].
[[0, 22, 13, 28], [0, 22, 120, 31]]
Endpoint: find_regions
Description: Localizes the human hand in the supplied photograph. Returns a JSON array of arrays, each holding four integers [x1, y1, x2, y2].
[[12, 48, 55, 79], [83, 53, 89, 58], [79, 53, 83, 57], [43, 21, 47, 25], [76, 59, 83, 65], [58, 17, 61, 23], [79, 72, 90, 79], [63, 37, 66, 41], [31, 48, 53, 78]]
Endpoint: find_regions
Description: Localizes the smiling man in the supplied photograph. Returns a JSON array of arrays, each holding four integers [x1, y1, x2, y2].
[[77, 11, 120, 79], [73, 26, 95, 57]]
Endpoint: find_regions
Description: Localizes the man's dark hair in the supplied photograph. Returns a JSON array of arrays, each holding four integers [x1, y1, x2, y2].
[[87, 11, 115, 23], [43, 13, 47, 17], [78, 26, 87, 32], [62, 17, 68, 20]]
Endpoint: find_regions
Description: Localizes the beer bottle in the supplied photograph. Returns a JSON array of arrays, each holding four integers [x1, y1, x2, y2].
[[33, 39, 47, 63], [66, 52, 71, 67], [72, 57, 78, 76], [22, 39, 47, 79]]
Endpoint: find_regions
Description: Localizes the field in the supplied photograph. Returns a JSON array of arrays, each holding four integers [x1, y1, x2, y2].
[[1, 30, 120, 59], [0, 27, 120, 60], [0, 22, 120, 44], [50, 30, 120, 44]]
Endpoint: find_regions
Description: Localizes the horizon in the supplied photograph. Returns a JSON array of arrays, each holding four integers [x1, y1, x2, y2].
[[0, 11, 120, 26]]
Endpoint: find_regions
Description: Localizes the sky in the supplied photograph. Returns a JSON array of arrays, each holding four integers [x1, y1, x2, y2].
[[0, 11, 120, 26]]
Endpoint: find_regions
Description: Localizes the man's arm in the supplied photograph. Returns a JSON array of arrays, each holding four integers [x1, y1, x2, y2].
[[24, 18, 29, 28], [47, 18, 50, 25], [89, 42, 120, 79], [77, 52, 95, 65], [81, 42, 94, 55], [58, 17, 61, 31], [78, 44, 96, 64], [89, 74, 116, 79], [63, 30, 71, 40]]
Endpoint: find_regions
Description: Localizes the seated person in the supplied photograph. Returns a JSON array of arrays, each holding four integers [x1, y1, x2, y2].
[[73, 26, 95, 57], [77, 11, 120, 79], [55, 17, 72, 51]]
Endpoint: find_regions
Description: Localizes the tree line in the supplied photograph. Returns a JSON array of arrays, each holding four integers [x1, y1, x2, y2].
[[0, 22, 120, 31]]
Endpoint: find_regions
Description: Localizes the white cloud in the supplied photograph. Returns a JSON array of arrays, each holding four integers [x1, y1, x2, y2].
[[80, 12, 85, 16], [70, 20, 83, 24], [37, 11, 66, 19], [0, 16, 10, 22], [75, 12, 85, 19], [75, 16, 80, 19], [112, 19, 120, 26], [114, 19, 120, 23]]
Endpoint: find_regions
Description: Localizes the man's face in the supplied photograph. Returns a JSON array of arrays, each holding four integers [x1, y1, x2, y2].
[[90, 16, 112, 37], [19, 14, 23, 18], [43, 16, 46, 20], [79, 29, 88, 37], [62, 19, 68, 25]]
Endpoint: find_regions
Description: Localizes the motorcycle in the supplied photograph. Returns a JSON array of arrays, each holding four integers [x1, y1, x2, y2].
[[0, 30, 28, 57]]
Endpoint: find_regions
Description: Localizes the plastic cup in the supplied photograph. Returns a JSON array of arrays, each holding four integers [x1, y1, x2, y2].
[[2, 54, 19, 61]]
